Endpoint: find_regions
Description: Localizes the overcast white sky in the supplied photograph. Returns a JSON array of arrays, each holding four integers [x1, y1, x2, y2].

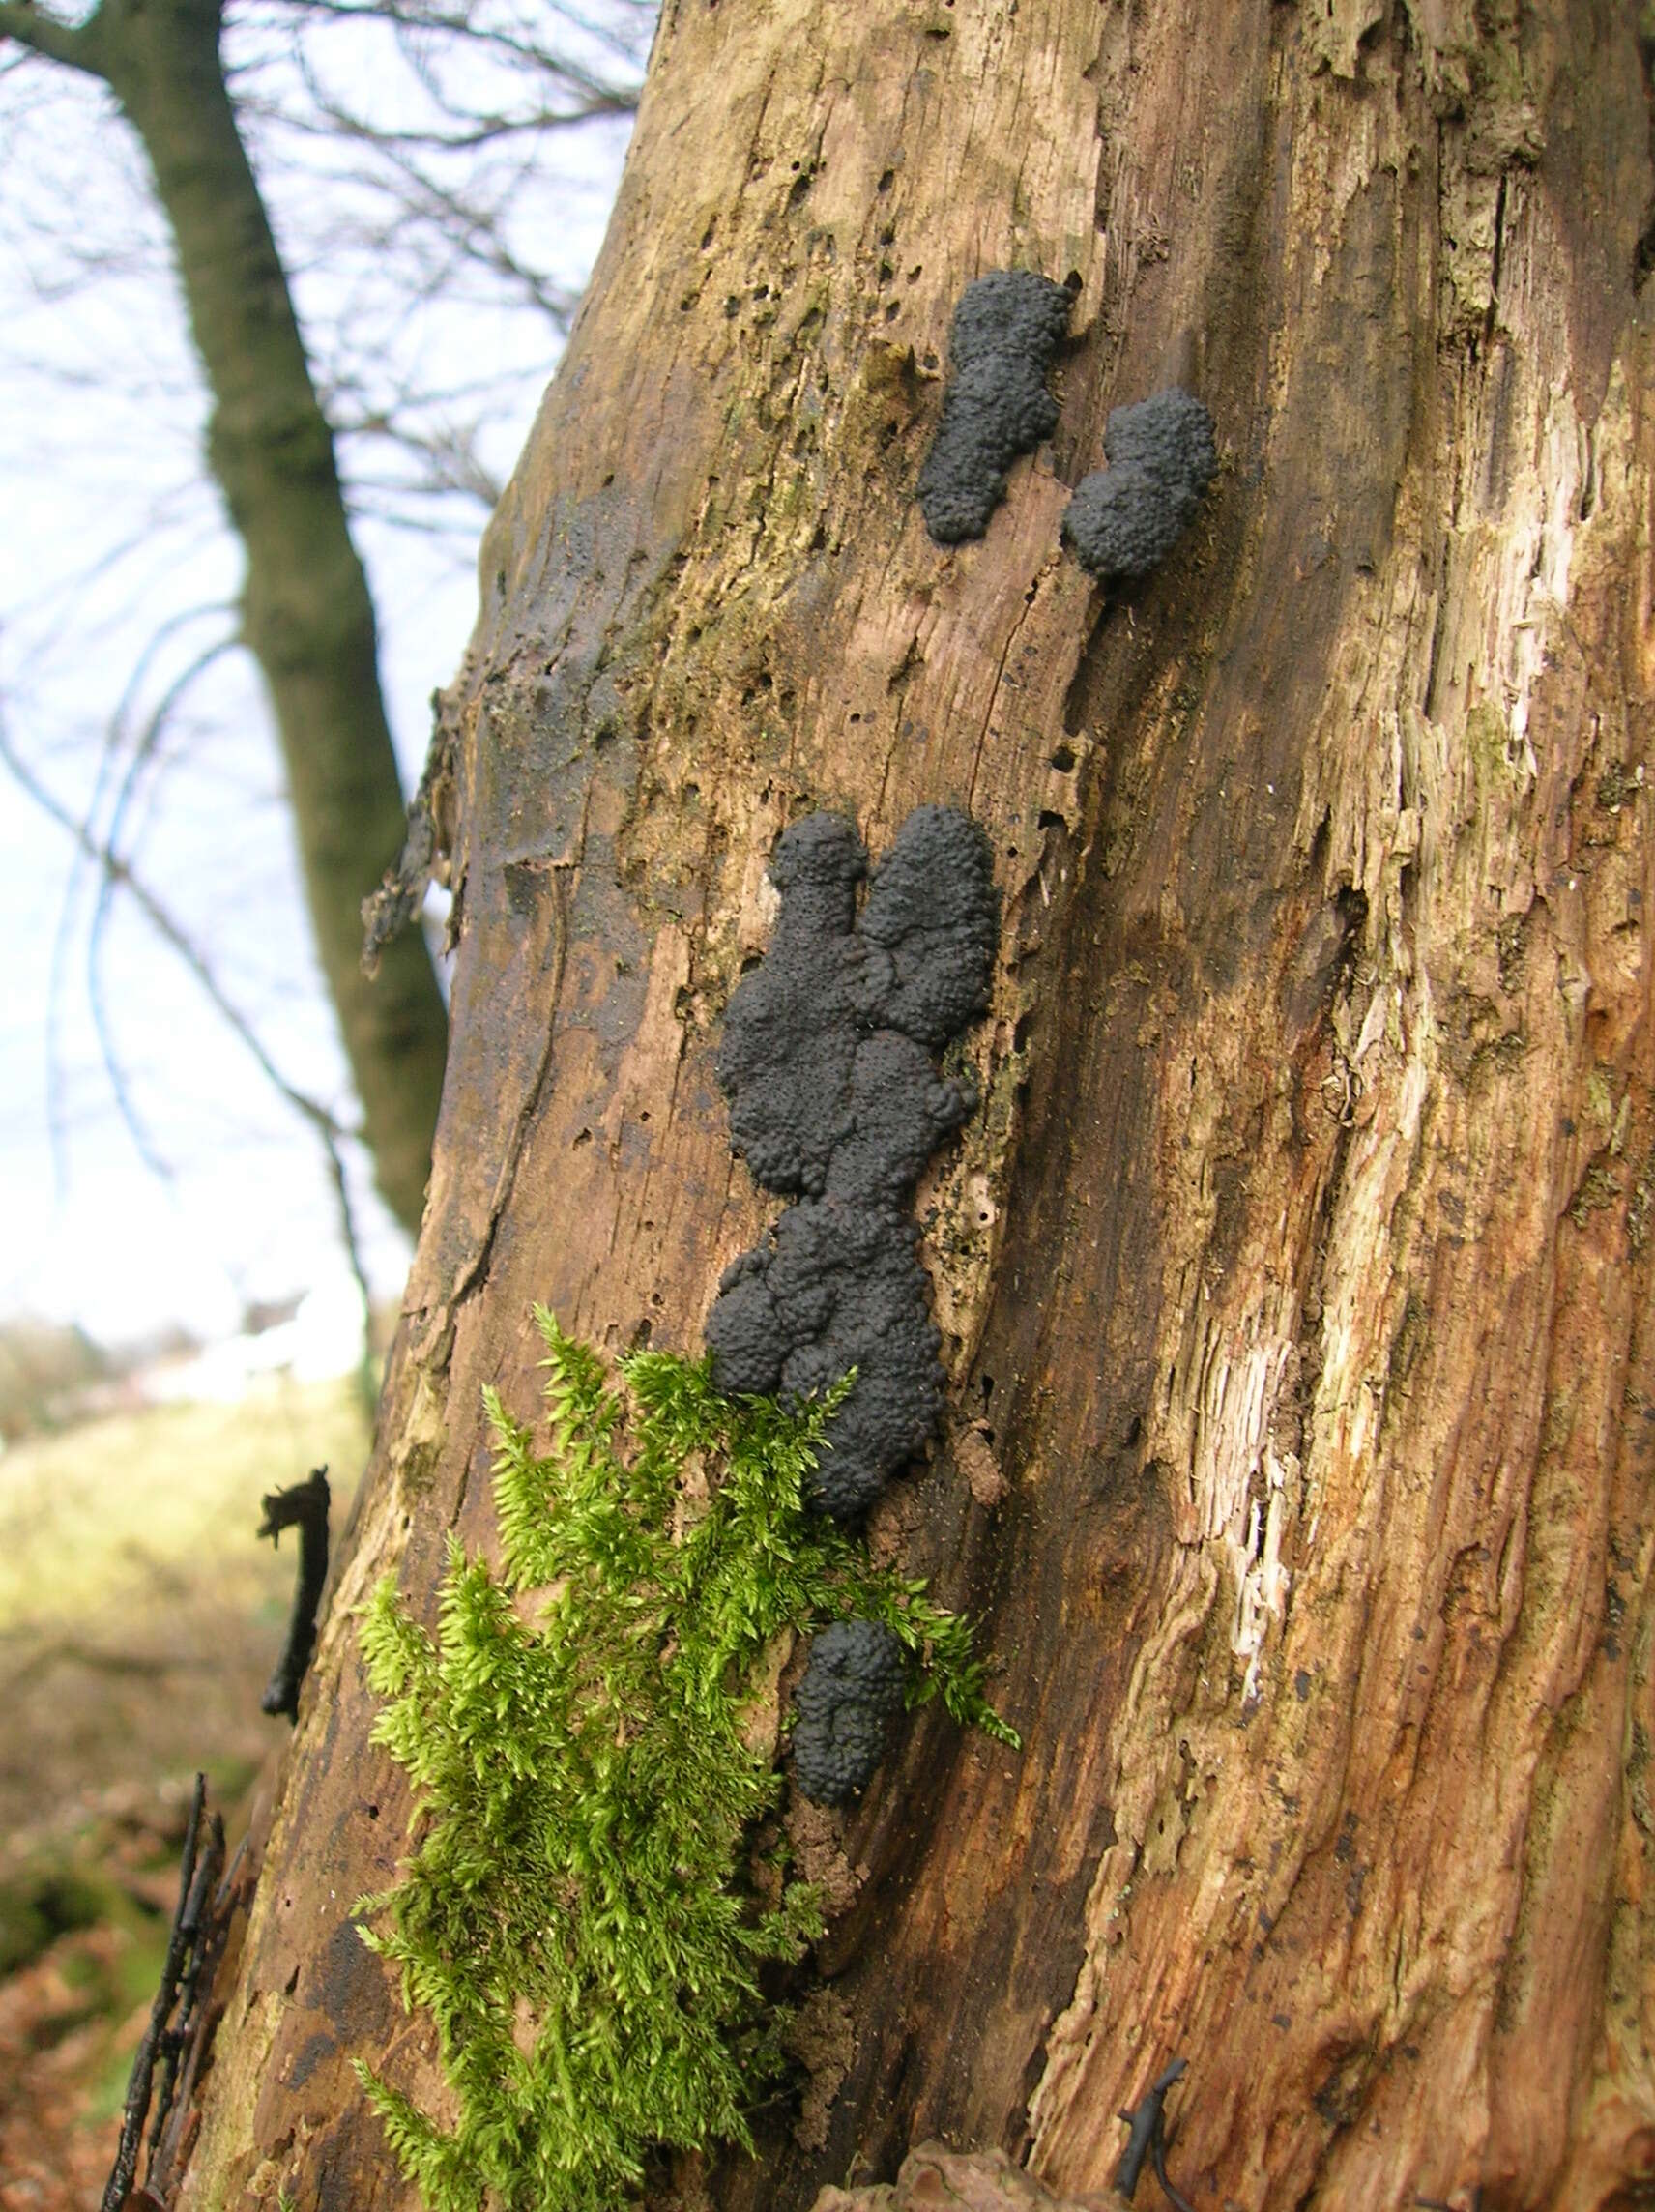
[[0, 6, 640, 1349]]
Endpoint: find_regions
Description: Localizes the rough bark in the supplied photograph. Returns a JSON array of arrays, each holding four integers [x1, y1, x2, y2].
[[0, 0, 450, 1236], [810, 2140, 1129, 2212], [169, 2, 1655, 2208]]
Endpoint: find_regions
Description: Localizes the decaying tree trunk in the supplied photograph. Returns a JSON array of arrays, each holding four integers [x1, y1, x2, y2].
[[171, 2, 1655, 2206]]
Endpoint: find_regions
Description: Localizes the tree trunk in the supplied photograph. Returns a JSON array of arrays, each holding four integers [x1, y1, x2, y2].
[[170, 2, 1655, 2207], [0, 0, 450, 1237]]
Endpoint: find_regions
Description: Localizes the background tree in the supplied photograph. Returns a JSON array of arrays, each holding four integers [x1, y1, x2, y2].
[[0, 0, 647, 1260], [160, 1, 1655, 2207]]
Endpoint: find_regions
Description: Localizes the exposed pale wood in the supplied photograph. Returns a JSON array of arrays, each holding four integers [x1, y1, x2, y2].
[[808, 2140, 1130, 2212], [175, 4, 1655, 2208]]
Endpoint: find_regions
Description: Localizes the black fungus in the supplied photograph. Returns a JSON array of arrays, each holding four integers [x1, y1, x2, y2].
[[706, 803, 998, 1520], [791, 1618, 907, 1805], [708, 1205, 945, 1518], [916, 270, 1074, 544], [1061, 388, 1217, 583]]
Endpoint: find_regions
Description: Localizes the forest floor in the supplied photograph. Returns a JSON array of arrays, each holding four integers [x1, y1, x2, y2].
[[0, 1376, 369, 2211]]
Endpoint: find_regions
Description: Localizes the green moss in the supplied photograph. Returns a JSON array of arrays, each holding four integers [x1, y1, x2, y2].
[[1568, 1162, 1622, 1228], [356, 1309, 1015, 2212], [1628, 1149, 1655, 1255], [0, 1863, 108, 1977], [1465, 700, 1516, 781]]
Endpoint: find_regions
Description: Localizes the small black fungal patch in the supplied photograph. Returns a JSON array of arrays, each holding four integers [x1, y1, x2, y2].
[[706, 804, 998, 1521], [258, 1466, 331, 1722], [916, 270, 1073, 543], [1061, 388, 1217, 584], [791, 1618, 906, 1806]]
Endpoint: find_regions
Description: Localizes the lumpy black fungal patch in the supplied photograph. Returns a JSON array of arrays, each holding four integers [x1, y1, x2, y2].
[[791, 1617, 906, 1805], [707, 1204, 946, 1518], [706, 803, 998, 1521], [1061, 387, 1217, 583], [916, 270, 1074, 543]]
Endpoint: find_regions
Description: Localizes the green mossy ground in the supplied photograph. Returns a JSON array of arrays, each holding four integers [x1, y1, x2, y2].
[[357, 1310, 1014, 2212], [0, 1372, 364, 2202]]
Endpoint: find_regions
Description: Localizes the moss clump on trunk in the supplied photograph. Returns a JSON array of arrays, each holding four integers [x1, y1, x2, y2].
[[356, 1309, 1014, 2212]]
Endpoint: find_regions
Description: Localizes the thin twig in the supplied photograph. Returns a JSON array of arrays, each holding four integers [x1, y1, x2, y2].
[[1, 707, 378, 1337], [101, 1774, 220, 2212], [1, 711, 349, 1139], [1150, 2122, 1199, 2212], [145, 1814, 223, 2172], [259, 1467, 332, 1720], [84, 633, 243, 1176], [1116, 2057, 1194, 2209], [144, 1833, 252, 2199], [51, 607, 237, 1160]]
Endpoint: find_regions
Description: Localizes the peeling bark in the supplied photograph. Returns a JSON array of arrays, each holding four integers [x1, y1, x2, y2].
[[172, 3, 1655, 2207]]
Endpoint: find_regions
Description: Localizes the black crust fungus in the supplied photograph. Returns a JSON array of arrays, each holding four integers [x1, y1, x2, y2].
[[707, 803, 998, 1521], [791, 1618, 907, 1806], [1061, 388, 1217, 583], [916, 270, 1074, 544]]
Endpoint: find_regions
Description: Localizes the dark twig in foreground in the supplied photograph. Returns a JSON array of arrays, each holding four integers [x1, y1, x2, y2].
[[100, 1775, 226, 2212], [1116, 2056, 1197, 2211], [1150, 2119, 1199, 2212], [259, 1467, 332, 1720]]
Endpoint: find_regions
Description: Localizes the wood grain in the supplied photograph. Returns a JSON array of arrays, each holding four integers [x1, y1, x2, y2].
[[177, 5, 1655, 2207]]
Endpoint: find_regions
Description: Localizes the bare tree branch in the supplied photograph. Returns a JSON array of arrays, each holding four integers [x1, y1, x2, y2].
[[84, 633, 242, 1175], [16, 753, 329, 1119], [261, 0, 651, 78], [0, 0, 102, 73], [40, 615, 239, 1191], [8, 699, 385, 1332], [1, 709, 356, 1173]]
